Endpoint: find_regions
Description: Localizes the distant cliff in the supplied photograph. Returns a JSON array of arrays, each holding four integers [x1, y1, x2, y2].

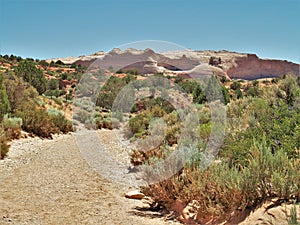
[[47, 49, 299, 80], [226, 54, 299, 80]]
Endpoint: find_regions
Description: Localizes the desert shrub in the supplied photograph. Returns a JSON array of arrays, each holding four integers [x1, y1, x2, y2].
[[179, 79, 199, 94], [14, 60, 47, 94], [192, 84, 206, 104], [130, 145, 165, 166], [102, 118, 113, 130], [16, 103, 72, 138], [2, 115, 22, 140], [245, 86, 261, 97], [209, 56, 221, 66], [128, 112, 151, 135], [49, 110, 73, 134], [17, 106, 58, 138], [53, 97, 63, 106], [163, 111, 180, 145], [276, 74, 300, 106], [165, 124, 180, 145], [96, 75, 136, 109], [38, 60, 49, 68], [134, 97, 175, 114], [230, 81, 242, 90], [73, 109, 92, 124], [93, 116, 103, 129], [111, 110, 123, 122], [0, 127, 9, 159], [44, 89, 61, 98], [142, 138, 300, 223], [125, 69, 139, 75], [223, 96, 300, 165], [47, 79, 59, 90], [221, 85, 231, 104], [0, 73, 11, 120], [252, 80, 259, 87], [4, 72, 38, 112], [234, 88, 243, 99]]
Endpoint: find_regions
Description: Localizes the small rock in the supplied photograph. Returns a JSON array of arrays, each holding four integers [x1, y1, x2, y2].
[[125, 190, 145, 199], [180, 200, 200, 223]]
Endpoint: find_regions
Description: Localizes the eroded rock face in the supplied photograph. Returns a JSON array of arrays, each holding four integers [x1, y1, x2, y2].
[[239, 200, 300, 225], [48, 49, 299, 80], [226, 54, 299, 80]]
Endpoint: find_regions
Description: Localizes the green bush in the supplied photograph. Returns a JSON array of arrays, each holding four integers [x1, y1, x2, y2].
[[16, 103, 73, 138], [245, 86, 261, 97], [0, 127, 9, 159], [0, 73, 11, 120], [230, 81, 242, 90], [129, 112, 151, 135], [2, 115, 22, 140], [14, 60, 47, 94]]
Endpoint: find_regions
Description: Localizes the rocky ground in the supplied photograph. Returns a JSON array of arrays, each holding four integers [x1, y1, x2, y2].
[[0, 130, 181, 225]]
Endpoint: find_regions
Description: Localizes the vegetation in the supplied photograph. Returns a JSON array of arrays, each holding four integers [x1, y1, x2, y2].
[[14, 60, 47, 94], [1, 53, 299, 224], [125, 74, 300, 224], [0, 55, 74, 158], [96, 75, 136, 109]]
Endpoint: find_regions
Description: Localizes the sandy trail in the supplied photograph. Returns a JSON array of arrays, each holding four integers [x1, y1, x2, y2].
[[0, 130, 180, 225]]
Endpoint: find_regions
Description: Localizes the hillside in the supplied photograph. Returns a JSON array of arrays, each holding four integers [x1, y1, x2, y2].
[[47, 48, 299, 80]]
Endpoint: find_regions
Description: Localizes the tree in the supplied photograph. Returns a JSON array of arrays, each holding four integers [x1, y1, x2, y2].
[[234, 88, 243, 99], [193, 84, 206, 104], [230, 81, 242, 90], [0, 73, 11, 120], [276, 75, 299, 106], [55, 60, 65, 65], [206, 75, 223, 102], [38, 60, 49, 68], [221, 86, 230, 104], [14, 60, 47, 94], [48, 79, 59, 90], [208, 56, 222, 66], [246, 86, 261, 97], [4, 72, 38, 112]]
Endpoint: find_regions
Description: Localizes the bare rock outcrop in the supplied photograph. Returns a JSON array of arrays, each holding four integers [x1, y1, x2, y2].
[[48, 49, 299, 80], [226, 54, 299, 80]]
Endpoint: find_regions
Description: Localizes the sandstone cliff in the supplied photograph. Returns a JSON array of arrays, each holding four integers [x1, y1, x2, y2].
[[225, 54, 299, 80], [47, 49, 299, 80]]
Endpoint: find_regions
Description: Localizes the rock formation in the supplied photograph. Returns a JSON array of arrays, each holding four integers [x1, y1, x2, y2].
[[47, 49, 299, 80]]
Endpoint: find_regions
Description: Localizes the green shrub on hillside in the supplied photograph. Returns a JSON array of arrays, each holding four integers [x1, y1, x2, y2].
[[2, 115, 22, 140], [0, 127, 9, 159], [0, 73, 11, 120], [135, 75, 300, 223], [230, 81, 242, 90], [16, 103, 73, 138], [96, 75, 136, 109], [14, 60, 47, 94]]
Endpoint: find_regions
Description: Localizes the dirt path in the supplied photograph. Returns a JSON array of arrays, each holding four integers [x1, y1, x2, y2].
[[0, 130, 180, 225]]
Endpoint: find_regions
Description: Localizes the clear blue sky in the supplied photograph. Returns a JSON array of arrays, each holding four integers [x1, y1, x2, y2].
[[0, 0, 299, 63]]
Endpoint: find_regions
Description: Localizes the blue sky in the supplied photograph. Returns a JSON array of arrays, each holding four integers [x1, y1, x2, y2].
[[0, 0, 299, 63]]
